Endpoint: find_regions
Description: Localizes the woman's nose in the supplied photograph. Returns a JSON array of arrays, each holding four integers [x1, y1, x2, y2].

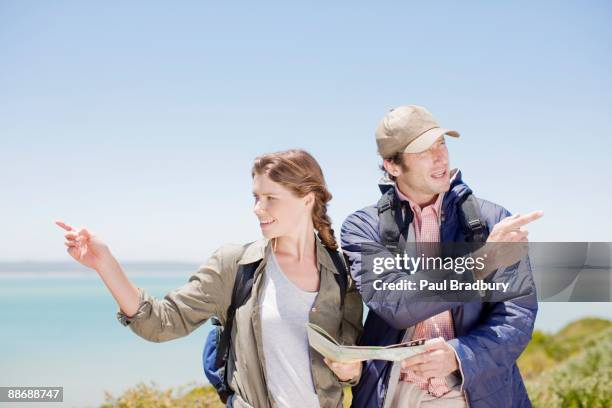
[[253, 200, 265, 215]]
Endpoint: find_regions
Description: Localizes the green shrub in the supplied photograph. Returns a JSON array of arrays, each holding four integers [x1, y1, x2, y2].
[[100, 382, 224, 408], [527, 327, 612, 408]]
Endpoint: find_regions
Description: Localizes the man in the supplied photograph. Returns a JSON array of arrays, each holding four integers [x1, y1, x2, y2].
[[341, 105, 542, 407]]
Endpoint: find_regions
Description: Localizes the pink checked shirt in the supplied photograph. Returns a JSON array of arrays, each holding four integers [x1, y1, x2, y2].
[[395, 186, 455, 397]]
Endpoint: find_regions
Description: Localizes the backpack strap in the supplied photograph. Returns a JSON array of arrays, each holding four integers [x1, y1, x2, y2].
[[215, 240, 351, 369], [214, 247, 261, 369], [377, 188, 488, 246], [377, 188, 412, 253], [458, 194, 489, 242], [322, 245, 348, 307]]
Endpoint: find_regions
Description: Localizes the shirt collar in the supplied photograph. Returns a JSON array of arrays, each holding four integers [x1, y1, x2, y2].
[[394, 183, 444, 217], [393, 168, 459, 215], [238, 234, 338, 274]]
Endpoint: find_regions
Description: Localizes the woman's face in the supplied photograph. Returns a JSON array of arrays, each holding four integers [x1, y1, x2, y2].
[[252, 173, 313, 240]]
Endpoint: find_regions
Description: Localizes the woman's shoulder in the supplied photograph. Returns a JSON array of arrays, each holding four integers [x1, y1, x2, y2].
[[212, 239, 268, 266], [192, 240, 266, 294]]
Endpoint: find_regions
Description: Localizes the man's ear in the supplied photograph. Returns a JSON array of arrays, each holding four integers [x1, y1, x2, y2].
[[382, 159, 401, 178]]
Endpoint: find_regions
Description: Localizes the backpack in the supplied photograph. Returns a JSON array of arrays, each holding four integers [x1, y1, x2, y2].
[[377, 188, 489, 253], [202, 241, 349, 403], [376, 189, 494, 311]]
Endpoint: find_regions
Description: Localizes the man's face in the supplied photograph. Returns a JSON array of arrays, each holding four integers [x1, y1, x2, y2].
[[385, 137, 451, 200]]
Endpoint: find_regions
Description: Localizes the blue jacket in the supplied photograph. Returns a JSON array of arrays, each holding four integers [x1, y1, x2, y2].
[[341, 170, 537, 408]]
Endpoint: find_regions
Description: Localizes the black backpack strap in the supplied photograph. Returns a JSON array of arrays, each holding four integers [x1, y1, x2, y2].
[[214, 251, 261, 369], [458, 194, 489, 243], [377, 188, 412, 253], [377, 188, 488, 247], [323, 246, 348, 307]]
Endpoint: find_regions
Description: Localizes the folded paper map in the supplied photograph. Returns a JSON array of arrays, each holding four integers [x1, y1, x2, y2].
[[306, 323, 428, 363]]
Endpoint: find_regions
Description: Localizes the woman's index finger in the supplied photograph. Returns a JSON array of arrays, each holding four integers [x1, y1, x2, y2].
[[55, 220, 74, 231]]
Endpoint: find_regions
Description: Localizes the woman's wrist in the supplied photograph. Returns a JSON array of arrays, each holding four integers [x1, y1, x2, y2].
[[93, 247, 118, 275]]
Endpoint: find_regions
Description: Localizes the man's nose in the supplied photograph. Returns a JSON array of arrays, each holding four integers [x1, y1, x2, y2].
[[433, 146, 448, 163]]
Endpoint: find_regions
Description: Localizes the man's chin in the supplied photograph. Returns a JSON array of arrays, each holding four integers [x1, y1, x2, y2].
[[432, 179, 451, 194]]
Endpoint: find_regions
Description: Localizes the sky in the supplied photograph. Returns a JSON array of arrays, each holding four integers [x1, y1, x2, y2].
[[1, 1, 612, 264]]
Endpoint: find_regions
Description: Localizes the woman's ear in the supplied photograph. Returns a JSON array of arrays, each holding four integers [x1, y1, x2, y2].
[[304, 192, 315, 209]]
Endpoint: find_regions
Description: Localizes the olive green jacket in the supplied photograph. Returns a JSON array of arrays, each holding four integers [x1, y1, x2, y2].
[[117, 237, 363, 408]]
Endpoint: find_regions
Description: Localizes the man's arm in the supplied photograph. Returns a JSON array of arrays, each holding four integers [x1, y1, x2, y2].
[[448, 289, 537, 391], [447, 205, 539, 391], [341, 208, 470, 329], [342, 203, 539, 392]]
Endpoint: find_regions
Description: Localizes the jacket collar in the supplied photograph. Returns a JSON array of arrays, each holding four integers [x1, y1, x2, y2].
[[237, 234, 339, 274]]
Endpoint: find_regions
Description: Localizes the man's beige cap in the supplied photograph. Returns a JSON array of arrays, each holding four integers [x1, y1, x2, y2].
[[375, 105, 460, 158]]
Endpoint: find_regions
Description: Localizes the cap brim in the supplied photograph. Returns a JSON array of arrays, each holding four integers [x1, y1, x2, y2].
[[404, 127, 460, 153]]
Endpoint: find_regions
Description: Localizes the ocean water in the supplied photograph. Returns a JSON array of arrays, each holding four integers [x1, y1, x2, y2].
[[1, 272, 610, 407], [0, 274, 213, 408]]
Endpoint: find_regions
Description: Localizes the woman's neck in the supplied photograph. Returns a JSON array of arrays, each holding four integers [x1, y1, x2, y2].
[[274, 222, 316, 262]]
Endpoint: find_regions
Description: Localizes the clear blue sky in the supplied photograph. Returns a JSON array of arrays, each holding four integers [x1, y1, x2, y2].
[[1, 1, 611, 262]]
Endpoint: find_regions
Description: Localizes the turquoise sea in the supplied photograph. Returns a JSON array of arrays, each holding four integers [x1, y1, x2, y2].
[[1, 270, 611, 407], [0, 273, 213, 408]]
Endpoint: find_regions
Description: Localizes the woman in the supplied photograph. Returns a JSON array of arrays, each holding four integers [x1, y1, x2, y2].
[[55, 149, 363, 408]]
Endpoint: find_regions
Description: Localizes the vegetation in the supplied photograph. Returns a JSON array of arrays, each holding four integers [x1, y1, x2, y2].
[[100, 382, 224, 408], [101, 318, 611, 408], [518, 318, 612, 408], [101, 382, 352, 408]]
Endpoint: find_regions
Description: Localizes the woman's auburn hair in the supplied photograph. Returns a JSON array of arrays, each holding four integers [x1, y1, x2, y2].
[[251, 149, 338, 251]]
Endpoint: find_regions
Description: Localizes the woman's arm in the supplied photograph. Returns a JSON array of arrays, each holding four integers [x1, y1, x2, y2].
[[115, 247, 232, 342], [323, 274, 364, 385], [339, 276, 364, 346], [95, 254, 141, 317], [56, 220, 141, 316], [56, 220, 236, 342], [337, 277, 365, 385]]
